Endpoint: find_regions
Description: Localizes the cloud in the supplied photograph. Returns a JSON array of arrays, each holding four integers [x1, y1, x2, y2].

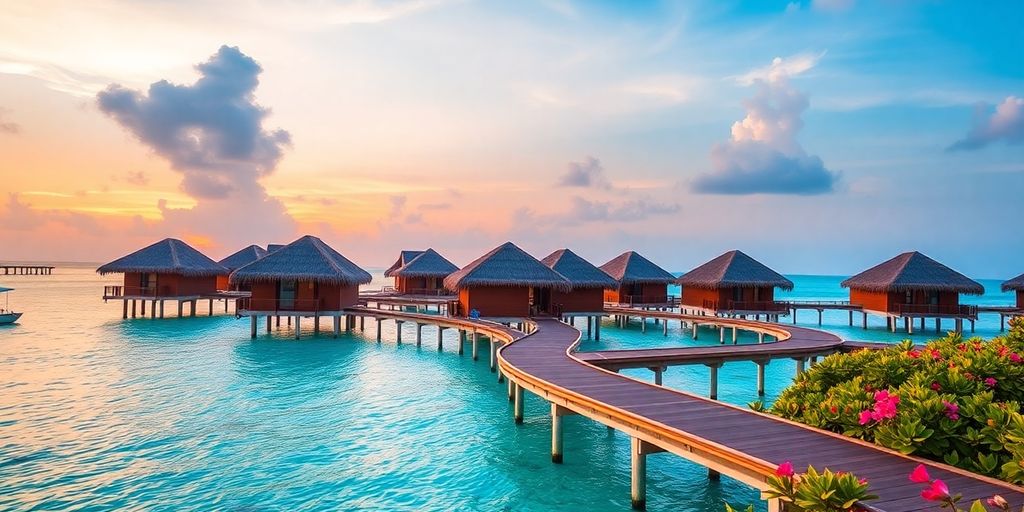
[[948, 96, 1024, 151], [812, 0, 855, 12], [389, 195, 407, 216], [97, 45, 291, 200], [95, 46, 296, 251], [121, 170, 149, 186], [419, 202, 451, 210], [563, 196, 679, 224], [735, 51, 826, 86], [0, 107, 19, 134], [558, 156, 609, 188], [2, 193, 107, 235], [691, 55, 838, 195]]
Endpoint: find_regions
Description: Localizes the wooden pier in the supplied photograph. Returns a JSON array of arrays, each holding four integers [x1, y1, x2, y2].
[[2, 265, 54, 275]]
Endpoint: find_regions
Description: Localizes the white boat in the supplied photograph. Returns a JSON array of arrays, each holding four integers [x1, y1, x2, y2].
[[0, 286, 20, 324]]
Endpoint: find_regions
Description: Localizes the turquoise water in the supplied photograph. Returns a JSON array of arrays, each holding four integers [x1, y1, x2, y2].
[[0, 267, 1016, 511]]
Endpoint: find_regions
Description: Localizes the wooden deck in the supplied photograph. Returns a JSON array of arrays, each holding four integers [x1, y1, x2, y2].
[[2, 265, 54, 275], [497, 316, 1024, 511]]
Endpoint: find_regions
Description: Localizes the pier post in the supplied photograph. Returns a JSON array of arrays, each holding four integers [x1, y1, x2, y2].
[[732, 326, 738, 344], [848, 310, 853, 326], [756, 360, 768, 395], [437, 326, 444, 352], [719, 326, 725, 344], [595, 319, 601, 341], [150, 300, 156, 319], [906, 317, 913, 334], [191, 300, 197, 317], [314, 316, 320, 335], [970, 319, 975, 333], [267, 315, 272, 332], [758, 332, 765, 344], [640, 318, 646, 334], [396, 320, 404, 344], [663, 320, 668, 336], [795, 357, 806, 377], [250, 315, 257, 338], [141, 300, 146, 317], [333, 316, 340, 338], [472, 332, 480, 360], [862, 312, 868, 329], [360, 315, 364, 331], [630, 437, 648, 510], [415, 323, 423, 346], [158, 300, 164, 318], [792, 309, 797, 324], [938, 317, 943, 333], [376, 318, 382, 342], [920, 317, 925, 331], [208, 298, 213, 316], [489, 340, 497, 372], [551, 403, 566, 463], [817, 309, 822, 326], [122, 300, 128, 319], [707, 363, 721, 400], [131, 300, 137, 318], [294, 316, 300, 339], [587, 316, 593, 339], [513, 383, 524, 424], [651, 366, 664, 386], [692, 322, 698, 340], [458, 330, 466, 355]]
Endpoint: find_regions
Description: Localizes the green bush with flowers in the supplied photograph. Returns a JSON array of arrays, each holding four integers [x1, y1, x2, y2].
[[768, 317, 1024, 483]]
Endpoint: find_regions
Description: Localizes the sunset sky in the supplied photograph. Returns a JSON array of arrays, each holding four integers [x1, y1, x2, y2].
[[1, 0, 1021, 277]]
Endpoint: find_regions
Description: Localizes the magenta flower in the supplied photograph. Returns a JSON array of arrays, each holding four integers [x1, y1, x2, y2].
[[920, 479, 950, 501], [1011, 353, 1022, 364], [776, 460, 794, 477], [858, 409, 873, 425], [942, 400, 960, 421], [909, 464, 930, 483], [985, 377, 998, 388], [930, 381, 941, 391]]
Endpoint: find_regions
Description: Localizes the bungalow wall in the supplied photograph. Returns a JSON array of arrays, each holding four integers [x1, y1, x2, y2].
[[458, 286, 530, 318], [247, 280, 359, 312], [122, 272, 217, 297], [1018, 291, 1023, 309], [680, 287, 776, 311], [850, 288, 959, 314], [604, 283, 669, 304], [550, 288, 604, 313], [216, 275, 229, 290], [396, 276, 444, 294]]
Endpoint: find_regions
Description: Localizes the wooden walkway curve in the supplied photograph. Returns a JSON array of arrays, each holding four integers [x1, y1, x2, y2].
[[497, 316, 1024, 511]]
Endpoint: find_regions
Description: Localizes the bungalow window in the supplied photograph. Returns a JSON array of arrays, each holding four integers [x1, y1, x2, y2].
[[279, 279, 297, 309], [928, 291, 939, 305], [140, 273, 157, 292], [732, 288, 743, 302], [905, 290, 913, 304]]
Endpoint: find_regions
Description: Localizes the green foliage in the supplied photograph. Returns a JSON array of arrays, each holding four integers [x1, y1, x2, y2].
[[768, 318, 1024, 483], [763, 466, 877, 511]]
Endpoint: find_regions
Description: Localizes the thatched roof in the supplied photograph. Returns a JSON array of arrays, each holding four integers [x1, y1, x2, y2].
[[841, 251, 984, 295], [677, 250, 793, 290], [97, 238, 226, 277], [599, 251, 676, 286], [391, 248, 458, 278], [1003, 273, 1024, 292], [218, 245, 268, 271], [443, 242, 571, 292], [384, 250, 425, 277], [267, 244, 286, 253], [541, 249, 617, 289], [230, 235, 372, 286]]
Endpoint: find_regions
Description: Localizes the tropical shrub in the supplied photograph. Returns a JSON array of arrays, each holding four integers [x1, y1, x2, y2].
[[724, 461, 876, 512], [769, 318, 1024, 484]]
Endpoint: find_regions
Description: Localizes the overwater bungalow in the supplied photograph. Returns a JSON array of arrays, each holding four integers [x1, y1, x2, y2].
[[599, 251, 676, 307], [98, 238, 227, 318], [540, 248, 616, 314], [230, 235, 372, 337], [444, 242, 570, 319], [842, 251, 984, 333], [676, 250, 793, 319], [216, 245, 268, 290], [1003, 273, 1024, 310], [383, 249, 458, 296]]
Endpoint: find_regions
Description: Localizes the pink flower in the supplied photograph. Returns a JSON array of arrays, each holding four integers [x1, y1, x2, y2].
[[907, 350, 921, 358], [942, 400, 960, 421], [920, 479, 950, 501], [930, 381, 941, 391], [776, 461, 794, 477], [1011, 353, 1022, 364], [909, 464, 931, 483], [985, 377, 998, 388], [988, 495, 1009, 508], [858, 409, 873, 425], [829, 405, 838, 414], [874, 390, 890, 402]]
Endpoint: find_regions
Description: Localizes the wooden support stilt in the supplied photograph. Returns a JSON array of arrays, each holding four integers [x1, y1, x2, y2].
[[732, 326, 738, 344], [131, 300, 137, 318], [758, 332, 765, 344], [795, 357, 806, 377], [122, 300, 128, 319], [663, 320, 668, 336], [437, 326, 444, 352], [472, 332, 480, 360], [640, 317, 646, 334], [719, 326, 725, 344], [266, 315, 272, 332], [631, 437, 647, 510], [141, 300, 146, 316], [863, 312, 868, 329], [415, 323, 423, 346], [250, 315, 257, 338], [360, 315, 365, 331], [587, 316, 593, 339], [489, 340, 497, 372], [692, 322, 699, 340], [396, 320, 404, 344], [458, 330, 465, 355], [333, 316, 340, 338], [817, 309, 823, 326], [757, 360, 767, 395], [792, 309, 797, 324], [190, 300, 196, 317], [314, 316, 320, 335], [513, 383, 524, 424], [551, 403, 566, 463], [150, 300, 156, 319], [595, 319, 601, 341], [208, 298, 214, 316], [177, 301, 183, 318], [651, 366, 664, 386], [708, 363, 721, 399], [849, 310, 853, 326]]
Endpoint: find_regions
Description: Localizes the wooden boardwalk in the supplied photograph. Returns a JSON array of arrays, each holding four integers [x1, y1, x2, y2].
[[498, 316, 1024, 511]]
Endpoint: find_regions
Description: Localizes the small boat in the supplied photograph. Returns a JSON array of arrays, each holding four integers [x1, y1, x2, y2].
[[0, 286, 21, 324]]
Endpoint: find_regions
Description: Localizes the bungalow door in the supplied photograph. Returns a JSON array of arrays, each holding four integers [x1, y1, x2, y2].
[[278, 279, 297, 310], [140, 273, 157, 297]]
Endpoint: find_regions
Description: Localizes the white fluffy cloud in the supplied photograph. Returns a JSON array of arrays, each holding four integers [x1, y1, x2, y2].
[[692, 54, 838, 195], [948, 96, 1024, 151]]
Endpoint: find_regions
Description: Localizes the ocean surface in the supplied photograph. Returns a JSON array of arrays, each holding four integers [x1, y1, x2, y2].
[[0, 265, 1017, 511]]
